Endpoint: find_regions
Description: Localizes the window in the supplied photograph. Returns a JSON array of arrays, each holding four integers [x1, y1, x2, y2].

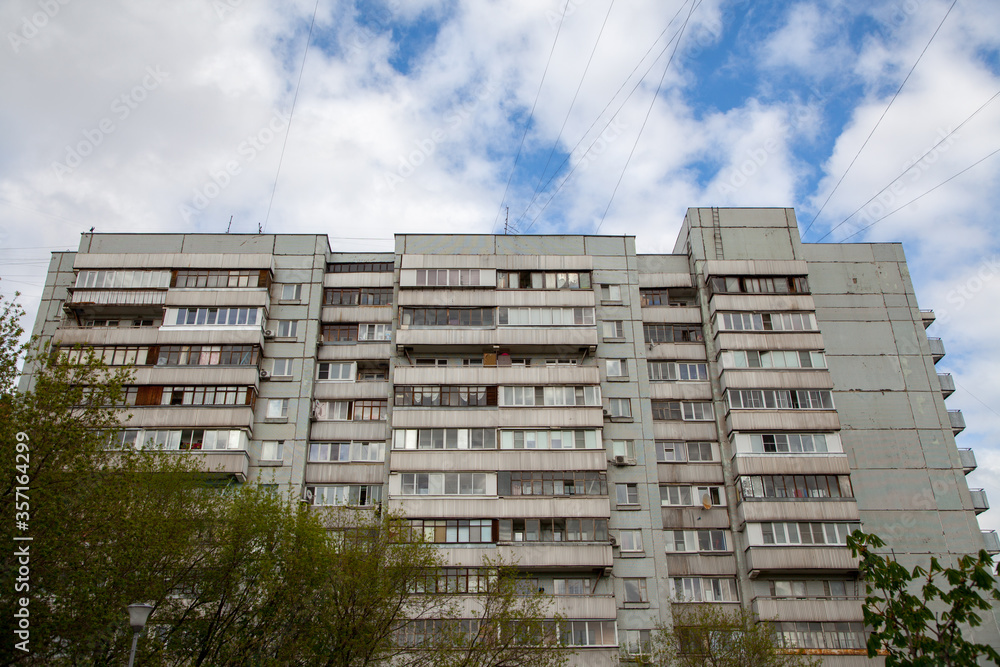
[[709, 275, 810, 295], [622, 630, 651, 657], [327, 261, 393, 273], [497, 307, 595, 326], [623, 578, 647, 603], [640, 288, 668, 306], [606, 359, 627, 378], [173, 269, 264, 288], [643, 324, 704, 343], [728, 389, 834, 410], [359, 323, 392, 341], [353, 400, 387, 421], [274, 320, 297, 338], [408, 519, 494, 544], [616, 483, 639, 506], [135, 429, 248, 451], [600, 284, 622, 302], [656, 441, 715, 462], [500, 386, 600, 407], [559, 620, 617, 647], [415, 268, 481, 286], [501, 471, 607, 496], [665, 530, 729, 552], [652, 401, 714, 421], [394, 428, 497, 450], [155, 345, 258, 366], [309, 441, 384, 462], [317, 362, 354, 381], [415, 358, 448, 366], [753, 522, 859, 546], [400, 307, 494, 327], [746, 433, 830, 454], [324, 287, 393, 305], [395, 386, 497, 407], [660, 485, 724, 507], [499, 518, 608, 542], [280, 284, 301, 300], [602, 320, 624, 339], [308, 485, 382, 507], [75, 269, 171, 289], [260, 440, 284, 461], [497, 271, 591, 290], [413, 568, 493, 594], [63, 345, 149, 366], [619, 529, 643, 552], [608, 398, 631, 418], [717, 312, 818, 332], [499, 429, 600, 450], [267, 399, 289, 419], [610, 439, 635, 460], [552, 578, 590, 595], [321, 324, 357, 342], [400, 472, 488, 495], [169, 307, 259, 326], [774, 622, 866, 650], [271, 359, 293, 377], [648, 361, 708, 381], [671, 577, 738, 602], [157, 386, 255, 407], [739, 475, 854, 500], [721, 350, 827, 369]]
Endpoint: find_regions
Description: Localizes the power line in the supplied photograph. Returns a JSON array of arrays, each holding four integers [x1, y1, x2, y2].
[[262, 0, 322, 233], [817, 86, 1000, 242], [594, 0, 697, 234], [801, 0, 958, 240], [520, 5, 690, 233], [838, 145, 1000, 242], [490, 4, 570, 235]]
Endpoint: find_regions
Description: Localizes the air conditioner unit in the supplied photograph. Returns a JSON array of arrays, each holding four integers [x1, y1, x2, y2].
[[259, 370, 270, 380], [263, 329, 275, 338], [613, 455, 626, 465], [602, 409, 611, 417], [609, 535, 618, 547]]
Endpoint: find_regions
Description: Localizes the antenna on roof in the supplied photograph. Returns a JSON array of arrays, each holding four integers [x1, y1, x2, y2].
[[226, 216, 233, 233], [503, 207, 519, 235]]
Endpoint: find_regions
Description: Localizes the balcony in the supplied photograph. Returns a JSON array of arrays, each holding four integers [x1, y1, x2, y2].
[[949, 410, 966, 435], [982, 530, 1000, 554], [958, 448, 977, 474], [970, 489, 990, 514], [937, 373, 955, 398], [928, 337, 945, 363], [919, 309, 935, 328], [67, 289, 168, 306], [744, 546, 859, 577], [181, 450, 250, 483]]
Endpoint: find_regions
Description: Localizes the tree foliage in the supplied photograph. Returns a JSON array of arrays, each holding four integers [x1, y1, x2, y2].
[[848, 529, 1000, 666], [635, 604, 820, 667]]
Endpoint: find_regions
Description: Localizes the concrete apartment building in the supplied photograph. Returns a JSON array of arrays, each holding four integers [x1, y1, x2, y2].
[[22, 207, 999, 664]]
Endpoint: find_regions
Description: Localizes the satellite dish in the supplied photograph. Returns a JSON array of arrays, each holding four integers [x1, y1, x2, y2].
[[701, 494, 712, 510]]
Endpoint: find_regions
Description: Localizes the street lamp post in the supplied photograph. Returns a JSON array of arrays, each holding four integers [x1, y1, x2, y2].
[[126, 603, 154, 667]]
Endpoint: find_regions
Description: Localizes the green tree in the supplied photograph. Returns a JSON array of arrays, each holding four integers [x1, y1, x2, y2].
[[847, 529, 1000, 666], [638, 604, 820, 667]]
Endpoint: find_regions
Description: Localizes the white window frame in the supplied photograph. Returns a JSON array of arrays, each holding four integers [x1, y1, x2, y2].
[[266, 398, 289, 419], [259, 440, 284, 461], [619, 529, 643, 553], [608, 398, 631, 418], [359, 323, 392, 341], [275, 320, 297, 338], [271, 358, 293, 377], [280, 284, 302, 301], [317, 361, 354, 381], [601, 284, 622, 302], [606, 359, 627, 378], [602, 320, 624, 339]]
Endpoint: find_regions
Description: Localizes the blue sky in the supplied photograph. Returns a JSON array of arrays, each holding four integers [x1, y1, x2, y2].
[[2, 0, 1000, 531]]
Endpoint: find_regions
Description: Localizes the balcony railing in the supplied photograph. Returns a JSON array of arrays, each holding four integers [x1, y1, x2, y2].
[[949, 410, 966, 434], [919, 309, 935, 328], [66, 289, 167, 306], [927, 337, 945, 362], [983, 530, 1000, 554], [937, 372, 955, 398], [970, 489, 989, 514], [958, 448, 977, 473]]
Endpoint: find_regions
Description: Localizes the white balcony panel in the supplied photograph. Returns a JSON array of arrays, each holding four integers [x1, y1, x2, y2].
[[436, 544, 612, 569], [165, 289, 270, 308], [391, 407, 603, 429], [56, 327, 263, 348], [651, 422, 719, 441], [648, 382, 713, 400], [726, 411, 841, 433], [68, 289, 167, 306], [745, 546, 859, 574], [645, 343, 708, 361], [449, 595, 616, 620], [74, 253, 274, 270], [389, 450, 607, 472], [324, 272, 394, 288], [752, 598, 864, 623], [322, 305, 392, 323], [304, 463, 385, 484], [318, 343, 391, 360], [732, 455, 851, 476], [720, 370, 834, 391], [309, 422, 389, 441], [702, 259, 810, 277], [638, 272, 692, 288], [495, 255, 594, 271], [183, 451, 250, 482], [640, 307, 703, 324], [389, 497, 610, 519], [663, 554, 738, 576], [657, 464, 726, 484], [661, 507, 732, 529], [123, 406, 254, 429], [313, 381, 390, 400], [133, 366, 259, 386], [393, 365, 600, 386], [395, 328, 600, 348], [401, 255, 498, 269], [738, 500, 860, 524], [715, 332, 826, 350], [710, 294, 816, 314]]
